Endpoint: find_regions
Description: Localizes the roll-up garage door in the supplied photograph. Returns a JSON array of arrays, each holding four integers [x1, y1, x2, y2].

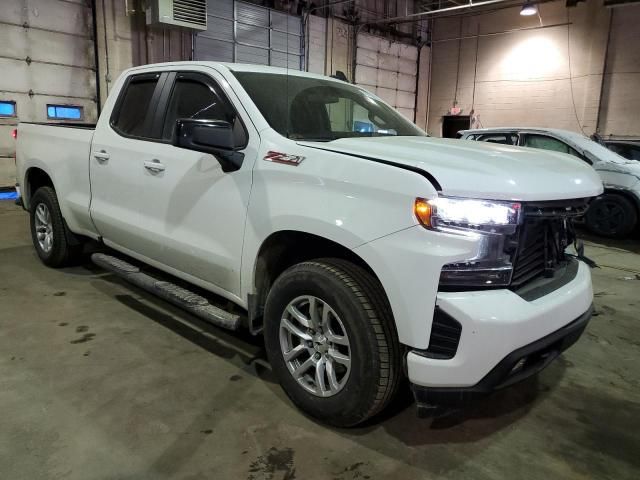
[[355, 33, 418, 121], [194, 0, 303, 70], [0, 0, 97, 187]]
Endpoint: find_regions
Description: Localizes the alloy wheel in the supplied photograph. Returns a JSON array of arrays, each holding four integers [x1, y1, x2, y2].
[[279, 295, 351, 397], [34, 203, 54, 253]]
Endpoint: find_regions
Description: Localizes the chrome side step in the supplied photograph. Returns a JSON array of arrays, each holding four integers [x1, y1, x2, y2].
[[91, 253, 242, 331]]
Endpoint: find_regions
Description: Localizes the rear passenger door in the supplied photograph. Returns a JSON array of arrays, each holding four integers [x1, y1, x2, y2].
[[90, 72, 169, 254]]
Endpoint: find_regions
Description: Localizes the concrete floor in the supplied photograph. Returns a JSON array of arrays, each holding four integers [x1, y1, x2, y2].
[[0, 199, 638, 480]]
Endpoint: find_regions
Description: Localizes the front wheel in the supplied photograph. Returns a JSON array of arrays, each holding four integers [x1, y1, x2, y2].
[[585, 194, 637, 238], [264, 259, 402, 427]]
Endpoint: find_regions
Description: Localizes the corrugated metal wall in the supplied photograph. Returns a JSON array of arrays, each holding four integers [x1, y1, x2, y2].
[[194, 0, 303, 69], [0, 0, 97, 187]]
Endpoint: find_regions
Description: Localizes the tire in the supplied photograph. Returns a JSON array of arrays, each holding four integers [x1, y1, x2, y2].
[[585, 193, 637, 238], [263, 258, 402, 427], [29, 186, 83, 267]]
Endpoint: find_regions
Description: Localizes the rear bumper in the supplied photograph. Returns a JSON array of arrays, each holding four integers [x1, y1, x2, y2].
[[411, 304, 592, 409]]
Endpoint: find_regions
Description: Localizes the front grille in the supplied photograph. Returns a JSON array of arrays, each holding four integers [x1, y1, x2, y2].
[[423, 308, 462, 359], [510, 199, 588, 289]]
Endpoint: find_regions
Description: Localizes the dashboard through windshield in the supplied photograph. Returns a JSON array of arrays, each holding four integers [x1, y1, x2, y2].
[[232, 71, 426, 142]]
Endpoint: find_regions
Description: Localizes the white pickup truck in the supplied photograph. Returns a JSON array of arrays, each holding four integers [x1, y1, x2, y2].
[[16, 62, 603, 427]]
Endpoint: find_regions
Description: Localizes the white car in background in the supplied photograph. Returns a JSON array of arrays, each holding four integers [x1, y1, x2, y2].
[[460, 127, 640, 238]]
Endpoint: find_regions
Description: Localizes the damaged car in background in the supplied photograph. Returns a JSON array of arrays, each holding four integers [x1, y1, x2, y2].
[[460, 127, 640, 238]]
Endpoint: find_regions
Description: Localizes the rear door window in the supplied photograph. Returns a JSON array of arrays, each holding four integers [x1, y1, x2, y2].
[[476, 133, 517, 145], [110, 73, 162, 138], [523, 134, 581, 158]]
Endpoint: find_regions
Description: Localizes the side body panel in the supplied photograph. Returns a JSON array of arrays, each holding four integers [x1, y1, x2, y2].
[[16, 123, 98, 239]]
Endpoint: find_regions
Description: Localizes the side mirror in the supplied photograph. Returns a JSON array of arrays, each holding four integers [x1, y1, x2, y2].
[[173, 119, 244, 172]]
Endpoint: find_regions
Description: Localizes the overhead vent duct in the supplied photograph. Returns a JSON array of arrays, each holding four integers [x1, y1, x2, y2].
[[146, 0, 208, 31], [603, 0, 640, 7], [417, 0, 509, 14]]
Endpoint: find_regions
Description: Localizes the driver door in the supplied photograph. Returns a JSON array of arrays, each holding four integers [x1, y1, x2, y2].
[[135, 70, 258, 297]]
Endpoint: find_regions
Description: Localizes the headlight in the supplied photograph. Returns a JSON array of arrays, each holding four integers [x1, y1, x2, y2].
[[415, 196, 522, 287], [414, 197, 520, 231]]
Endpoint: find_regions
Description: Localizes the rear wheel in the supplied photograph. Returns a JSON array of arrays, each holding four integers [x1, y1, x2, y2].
[[264, 258, 402, 427], [29, 187, 83, 267], [585, 194, 637, 238]]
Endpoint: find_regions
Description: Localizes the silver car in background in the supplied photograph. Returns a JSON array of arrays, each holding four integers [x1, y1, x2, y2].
[[460, 127, 640, 238]]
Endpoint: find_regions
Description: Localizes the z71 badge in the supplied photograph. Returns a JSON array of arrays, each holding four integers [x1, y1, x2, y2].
[[263, 151, 305, 166]]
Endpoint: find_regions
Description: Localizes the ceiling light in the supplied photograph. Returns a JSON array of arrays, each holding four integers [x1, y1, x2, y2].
[[520, 2, 538, 15]]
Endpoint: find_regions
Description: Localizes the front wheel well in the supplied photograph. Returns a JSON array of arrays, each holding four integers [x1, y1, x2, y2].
[[250, 231, 385, 333], [601, 188, 640, 216]]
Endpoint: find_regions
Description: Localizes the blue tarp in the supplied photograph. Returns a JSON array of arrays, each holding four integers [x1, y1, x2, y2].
[[0, 191, 18, 200]]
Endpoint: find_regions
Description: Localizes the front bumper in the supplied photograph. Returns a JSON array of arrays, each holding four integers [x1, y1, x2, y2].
[[411, 304, 592, 410], [407, 260, 594, 388]]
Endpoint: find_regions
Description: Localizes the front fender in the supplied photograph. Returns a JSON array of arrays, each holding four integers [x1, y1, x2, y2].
[[240, 139, 439, 305]]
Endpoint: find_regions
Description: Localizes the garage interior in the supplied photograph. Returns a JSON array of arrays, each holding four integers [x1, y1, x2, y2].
[[1, 0, 639, 479]]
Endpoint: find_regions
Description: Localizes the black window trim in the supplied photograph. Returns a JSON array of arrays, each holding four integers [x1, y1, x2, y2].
[[154, 70, 249, 150], [476, 131, 519, 145], [109, 69, 250, 150], [109, 71, 168, 142]]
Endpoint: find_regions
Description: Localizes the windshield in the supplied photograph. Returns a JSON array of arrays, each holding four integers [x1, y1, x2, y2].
[[232, 71, 426, 141], [562, 131, 632, 164]]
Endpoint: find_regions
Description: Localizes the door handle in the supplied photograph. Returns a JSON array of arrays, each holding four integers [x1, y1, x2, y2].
[[94, 150, 110, 163], [144, 160, 165, 173]]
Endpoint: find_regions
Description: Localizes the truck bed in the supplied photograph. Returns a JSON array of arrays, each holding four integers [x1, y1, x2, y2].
[[20, 121, 97, 129], [16, 122, 98, 239]]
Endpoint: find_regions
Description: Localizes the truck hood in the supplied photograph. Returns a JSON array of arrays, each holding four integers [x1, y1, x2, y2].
[[298, 136, 604, 201]]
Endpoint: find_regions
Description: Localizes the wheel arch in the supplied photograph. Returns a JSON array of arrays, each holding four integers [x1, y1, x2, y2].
[[23, 166, 55, 210], [586, 187, 640, 237], [602, 187, 640, 215], [248, 229, 391, 335]]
